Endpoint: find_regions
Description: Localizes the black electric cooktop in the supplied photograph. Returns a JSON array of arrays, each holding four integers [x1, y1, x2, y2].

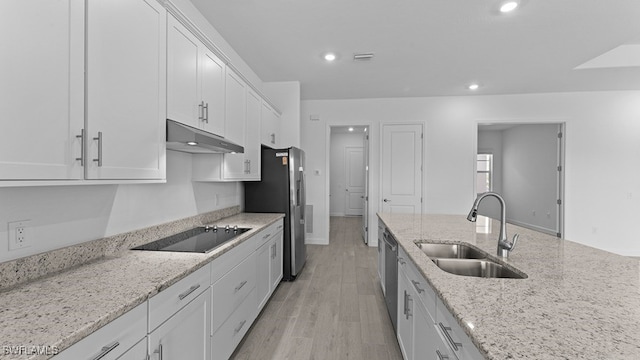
[[131, 226, 251, 253]]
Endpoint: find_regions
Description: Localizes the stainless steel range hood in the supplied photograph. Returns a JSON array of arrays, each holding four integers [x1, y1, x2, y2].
[[166, 119, 244, 154]]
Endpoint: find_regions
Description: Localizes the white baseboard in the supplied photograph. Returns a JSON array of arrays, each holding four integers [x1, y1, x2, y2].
[[305, 237, 329, 245], [330, 212, 345, 217]]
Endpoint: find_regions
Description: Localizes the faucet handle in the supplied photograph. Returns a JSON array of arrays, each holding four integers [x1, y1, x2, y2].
[[510, 233, 519, 251]]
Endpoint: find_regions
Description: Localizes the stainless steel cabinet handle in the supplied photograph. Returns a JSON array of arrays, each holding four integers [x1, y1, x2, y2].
[[204, 102, 209, 123], [234, 319, 247, 335], [383, 198, 391, 202], [263, 233, 272, 240], [411, 280, 425, 294], [439, 322, 462, 351], [178, 284, 200, 300], [436, 350, 449, 360], [277, 224, 283, 230], [198, 101, 204, 121], [271, 244, 276, 259], [235, 280, 247, 293], [91, 341, 119, 360], [398, 256, 406, 265], [406, 294, 412, 320], [270, 133, 275, 144], [93, 132, 102, 167], [154, 344, 163, 360], [76, 129, 85, 166], [403, 290, 408, 316]]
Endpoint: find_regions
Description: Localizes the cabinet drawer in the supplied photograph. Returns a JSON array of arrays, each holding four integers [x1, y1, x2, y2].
[[116, 337, 147, 360], [257, 220, 283, 247], [211, 288, 257, 360], [212, 252, 257, 332], [55, 302, 147, 360], [399, 247, 436, 320], [149, 264, 211, 332], [436, 297, 483, 360], [210, 233, 257, 285]]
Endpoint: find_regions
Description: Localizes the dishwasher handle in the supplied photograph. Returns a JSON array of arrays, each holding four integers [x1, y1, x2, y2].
[[382, 231, 397, 252]]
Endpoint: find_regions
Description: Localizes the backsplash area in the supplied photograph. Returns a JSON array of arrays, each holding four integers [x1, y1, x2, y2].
[[0, 206, 240, 292]]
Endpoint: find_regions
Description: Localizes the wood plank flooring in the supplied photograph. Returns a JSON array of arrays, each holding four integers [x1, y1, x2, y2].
[[231, 216, 403, 360]]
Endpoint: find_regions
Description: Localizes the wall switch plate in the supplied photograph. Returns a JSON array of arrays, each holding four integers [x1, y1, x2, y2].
[[8, 220, 31, 250]]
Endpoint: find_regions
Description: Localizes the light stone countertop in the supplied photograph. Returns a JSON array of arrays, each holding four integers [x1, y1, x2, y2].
[[378, 213, 640, 360], [0, 212, 284, 360]]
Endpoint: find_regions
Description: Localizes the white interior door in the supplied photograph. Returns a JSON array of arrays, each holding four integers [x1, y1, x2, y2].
[[381, 124, 423, 214], [345, 146, 365, 216]]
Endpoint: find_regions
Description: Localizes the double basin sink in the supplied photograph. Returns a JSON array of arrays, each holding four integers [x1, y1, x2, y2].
[[416, 242, 527, 279]]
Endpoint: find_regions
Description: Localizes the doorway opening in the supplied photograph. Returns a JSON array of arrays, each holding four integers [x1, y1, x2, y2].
[[328, 125, 370, 243], [476, 122, 565, 237]]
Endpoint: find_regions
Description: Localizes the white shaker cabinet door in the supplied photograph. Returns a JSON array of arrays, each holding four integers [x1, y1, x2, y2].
[[223, 87, 261, 180], [200, 49, 226, 136], [0, 0, 84, 180], [167, 15, 200, 128], [149, 287, 212, 360], [225, 69, 247, 146], [85, 0, 166, 180]]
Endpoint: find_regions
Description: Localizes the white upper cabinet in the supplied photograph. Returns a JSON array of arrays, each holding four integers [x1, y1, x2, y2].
[[225, 69, 247, 146], [261, 101, 280, 148], [85, 0, 166, 180], [167, 16, 225, 136], [0, 0, 84, 180], [223, 87, 261, 180]]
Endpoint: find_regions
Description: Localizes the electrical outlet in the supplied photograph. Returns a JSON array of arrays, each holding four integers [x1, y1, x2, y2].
[[8, 220, 31, 250]]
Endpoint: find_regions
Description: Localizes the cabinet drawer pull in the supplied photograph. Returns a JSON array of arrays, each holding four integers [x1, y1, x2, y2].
[[263, 233, 271, 240], [234, 319, 247, 335], [93, 131, 103, 167], [76, 129, 85, 166], [178, 284, 201, 300], [154, 344, 163, 360], [234, 280, 248, 293], [411, 280, 425, 294], [439, 322, 462, 351], [277, 224, 283, 230], [91, 341, 119, 360], [398, 257, 406, 265], [436, 350, 449, 360]]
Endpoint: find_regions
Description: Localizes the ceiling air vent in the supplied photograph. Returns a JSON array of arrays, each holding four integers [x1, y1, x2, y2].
[[353, 53, 374, 61]]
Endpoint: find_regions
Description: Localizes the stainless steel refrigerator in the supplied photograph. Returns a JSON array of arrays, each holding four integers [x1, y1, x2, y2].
[[244, 146, 306, 281]]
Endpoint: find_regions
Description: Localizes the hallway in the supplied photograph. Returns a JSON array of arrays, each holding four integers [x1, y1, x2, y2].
[[231, 216, 403, 359]]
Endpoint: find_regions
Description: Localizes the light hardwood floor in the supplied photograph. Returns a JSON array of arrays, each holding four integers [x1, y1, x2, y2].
[[230, 216, 403, 360]]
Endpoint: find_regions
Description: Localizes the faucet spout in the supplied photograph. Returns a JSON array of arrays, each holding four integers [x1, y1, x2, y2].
[[466, 191, 518, 258]]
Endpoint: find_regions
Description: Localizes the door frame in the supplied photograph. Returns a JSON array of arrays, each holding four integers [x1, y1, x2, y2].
[[473, 119, 566, 238], [326, 123, 372, 245]]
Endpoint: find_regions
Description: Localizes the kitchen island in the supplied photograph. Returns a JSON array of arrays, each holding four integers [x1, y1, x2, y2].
[[378, 213, 640, 359]]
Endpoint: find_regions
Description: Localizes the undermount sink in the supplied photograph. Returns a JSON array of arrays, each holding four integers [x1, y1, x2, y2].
[[431, 258, 527, 279], [416, 243, 486, 259], [415, 241, 527, 279]]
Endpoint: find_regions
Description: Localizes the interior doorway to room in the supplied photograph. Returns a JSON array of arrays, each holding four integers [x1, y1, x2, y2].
[[477, 123, 565, 237], [329, 125, 369, 243]]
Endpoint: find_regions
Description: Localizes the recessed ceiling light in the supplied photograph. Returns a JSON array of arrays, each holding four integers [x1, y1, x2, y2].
[[500, 1, 519, 13], [348, 127, 354, 132], [324, 53, 336, 62], [468, 83, 480, 90]]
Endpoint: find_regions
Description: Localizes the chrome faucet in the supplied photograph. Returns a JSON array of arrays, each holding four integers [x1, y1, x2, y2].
[[467, 191, 519, 258]]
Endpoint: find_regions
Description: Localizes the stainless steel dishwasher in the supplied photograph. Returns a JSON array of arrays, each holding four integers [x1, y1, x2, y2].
[[382, 228, 398, 331]]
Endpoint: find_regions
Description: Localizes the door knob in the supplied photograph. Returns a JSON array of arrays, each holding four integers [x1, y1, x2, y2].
[[383, 198, 390, 202]]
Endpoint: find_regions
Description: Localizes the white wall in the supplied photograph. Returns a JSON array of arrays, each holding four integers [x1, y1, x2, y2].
[[0, 151, 241, 263], [502, 124, 559, 233], [329, 132, 364, 216], [301, 91, 640, 256]]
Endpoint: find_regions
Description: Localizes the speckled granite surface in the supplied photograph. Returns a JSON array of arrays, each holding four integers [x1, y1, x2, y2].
[[0, 206, 241, 292], [0, 211, 283, 360], [378, 213, 640, 360]]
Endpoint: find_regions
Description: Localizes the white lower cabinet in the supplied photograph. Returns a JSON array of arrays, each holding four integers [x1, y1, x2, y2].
[[397, 247, 484, 360], [256, 229, 284, 311], [148, 287, 212, 360], [54, 302, 147, 360]]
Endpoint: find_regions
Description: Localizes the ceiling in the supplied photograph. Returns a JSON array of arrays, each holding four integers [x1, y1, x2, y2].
[[190, 0, 640, 100]]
